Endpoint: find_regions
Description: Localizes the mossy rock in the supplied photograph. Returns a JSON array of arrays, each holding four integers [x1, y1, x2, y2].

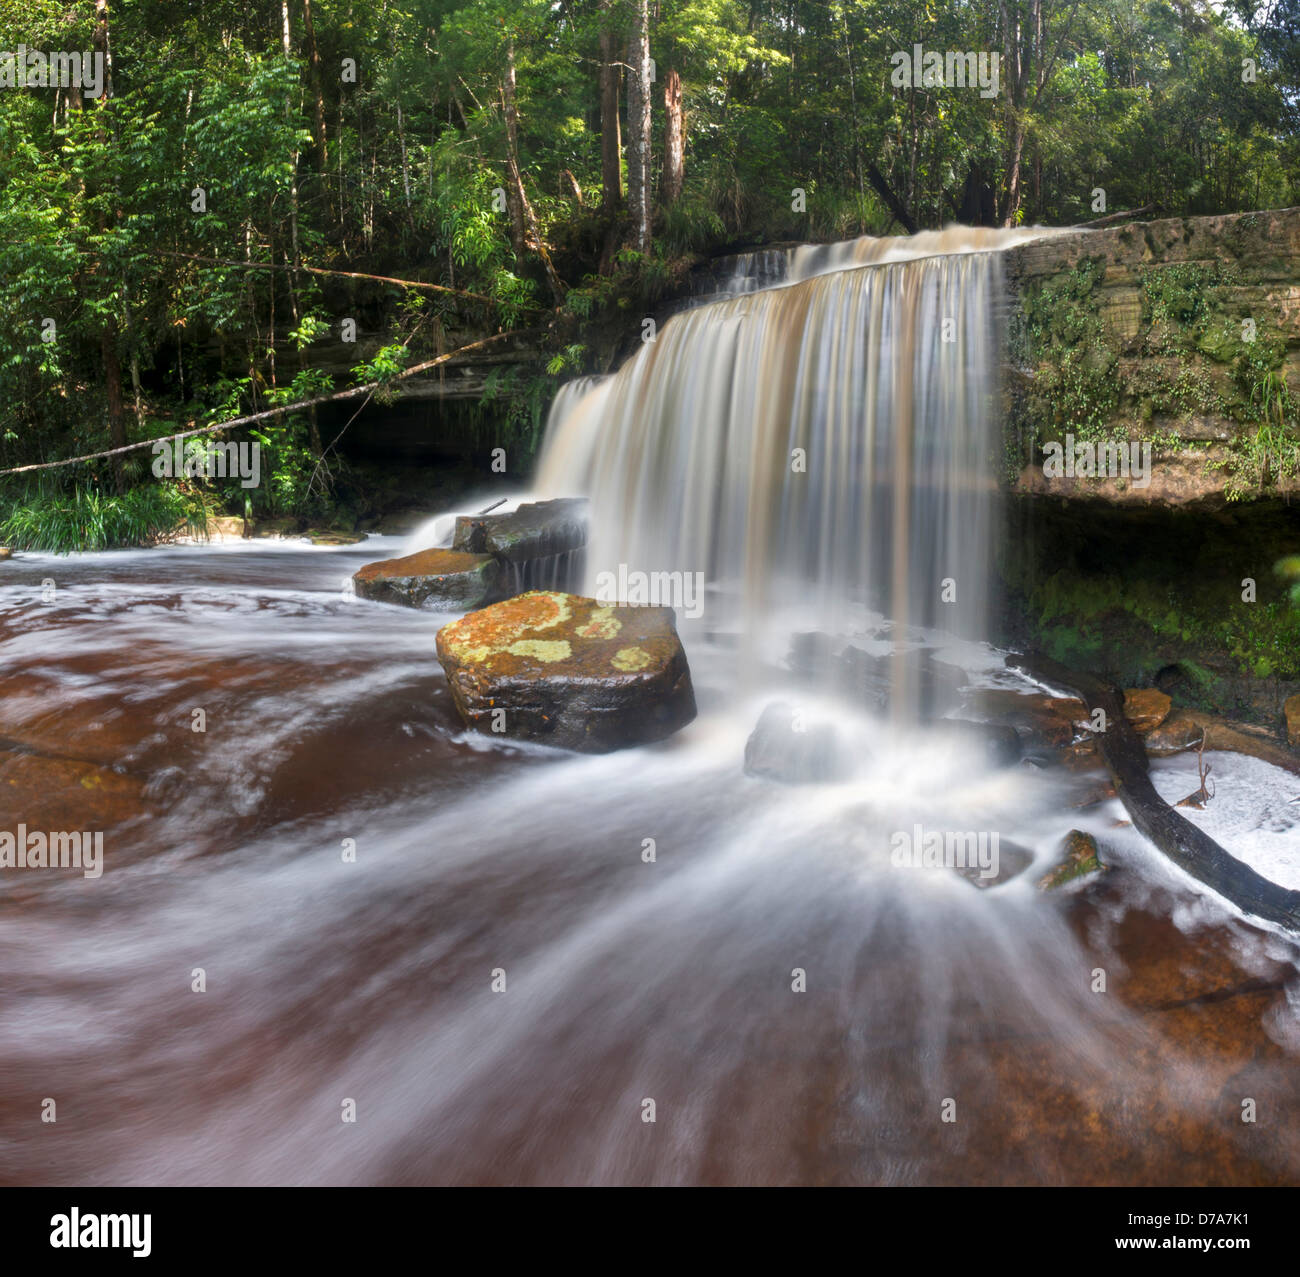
[[1038, 829, 1106, 890], [435, 591, 697, 753], [354, 547, 500, 610]]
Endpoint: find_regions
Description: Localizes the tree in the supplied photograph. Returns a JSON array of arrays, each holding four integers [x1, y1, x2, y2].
[[626, 0, 652, 251]]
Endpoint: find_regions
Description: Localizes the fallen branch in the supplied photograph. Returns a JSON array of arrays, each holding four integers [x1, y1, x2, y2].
[[1007, 651, 1300, 933], [0, 331, 533, 477], [1072, 204, 1156, 229], [1176, 730, 1215, 809], [154, 250, 502, 307]]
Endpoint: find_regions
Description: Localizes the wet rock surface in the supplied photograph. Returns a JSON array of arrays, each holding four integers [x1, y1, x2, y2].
[[788, 632, 968, 716], [1146, 707, 1300, 776], [353, 547, 501, 611], [744, 702, 844, 783], [355, 499, 589, 611], [932, 719, 1023, 768], [960, 686, 1172, 759], [1039, 829, 1106, 890], [452, 498, 587, 563], [435, 591, 696, 753], [952, 838, 1035, 889]]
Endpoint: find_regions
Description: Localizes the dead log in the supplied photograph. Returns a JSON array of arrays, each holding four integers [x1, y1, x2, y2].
[[1072, 204, 1156, 229], [1007, 651, 1300, 933]]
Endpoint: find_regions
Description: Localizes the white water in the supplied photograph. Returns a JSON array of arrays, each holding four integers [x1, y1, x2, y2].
[[2, 227, 1298, 1186], [534, 229, 1041, 703]]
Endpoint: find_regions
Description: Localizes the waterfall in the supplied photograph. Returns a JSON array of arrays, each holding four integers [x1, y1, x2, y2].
[[535, 227, 1058, 690]]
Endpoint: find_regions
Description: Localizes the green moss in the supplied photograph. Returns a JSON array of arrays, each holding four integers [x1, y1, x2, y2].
[[1020, 566, 1300, 685], [1011, 258, 1120, 457]]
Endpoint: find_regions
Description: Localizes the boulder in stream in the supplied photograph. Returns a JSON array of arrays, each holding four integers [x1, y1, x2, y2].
[[435, 591, 696, 753], [354, 547, 501, 611], [354, 498, 589, 613], [452, 498, 587, 591], [744, 702, 845, 784], [952, 839, 1035, 889]]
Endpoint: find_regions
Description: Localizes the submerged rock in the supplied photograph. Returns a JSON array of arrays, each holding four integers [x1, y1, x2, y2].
[[1038, 829, 1106, 890], [435, 591, 696, 753], [932, 719, 1023, 768], [788, 633, 967, 716], [952, 839, 1035, 889], [354, 548, 501, 611], [744, 702, 844, 784]]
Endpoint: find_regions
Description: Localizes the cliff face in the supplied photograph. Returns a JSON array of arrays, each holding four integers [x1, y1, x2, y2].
[[998, 209, 1300, 717], [1004, 207, 1300, 506]]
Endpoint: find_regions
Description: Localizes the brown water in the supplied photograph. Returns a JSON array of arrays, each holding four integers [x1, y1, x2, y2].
[[1, 541, 1298, 1186]]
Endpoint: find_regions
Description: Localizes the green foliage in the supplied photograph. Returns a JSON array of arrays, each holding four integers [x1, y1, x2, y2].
[[1225, 344, 1300, 499], [1016, 260, 1119, 445], [0, 482, 207, 553], [1, 0, 1297, 550]]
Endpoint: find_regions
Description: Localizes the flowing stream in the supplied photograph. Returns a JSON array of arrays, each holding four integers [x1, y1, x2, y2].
[[2, 230, 1299, 1185]]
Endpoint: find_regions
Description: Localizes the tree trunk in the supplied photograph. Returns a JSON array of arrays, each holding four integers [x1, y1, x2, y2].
[[92, 1, 126, 491], [501, 39, 529, 263], [661, 68, 683, 207], [598, 0, 622, 212], [501, 38, 565, 305], [865, 162, 917, 235], [626, 0, 651, 251], [300, 0, 328, 175], [1007, 651, 1300, 933]]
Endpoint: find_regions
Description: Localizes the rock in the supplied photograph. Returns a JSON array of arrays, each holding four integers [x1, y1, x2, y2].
[[452, 498, 587, 563], [435, 591, 696, 753], [932, 719, 1023, 768], [1038, 829, 1106, 890], [1067, 778, 1117, 809], [788, 634, 967, 716], [1146, 707, 1300, 776], [204, 515, 246, 541], [249, 516, 301, 538], [744, 702, 844, 784], [307, 529, 366, 546], [953, 839, 1035, 889], [1144, 711, 1207, 756], [354, 548, 501, 611], [960, 688, 1084, 749], [959, 687, 1168, 761], [1286, 694, 1300, 749], [1121, 687, 1172, 733], [0, 547, 12, 560]]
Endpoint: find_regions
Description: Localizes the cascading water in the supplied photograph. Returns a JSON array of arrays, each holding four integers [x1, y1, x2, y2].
[[535, 230, 1068, 698], [1, 229, 1297, 1188]]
